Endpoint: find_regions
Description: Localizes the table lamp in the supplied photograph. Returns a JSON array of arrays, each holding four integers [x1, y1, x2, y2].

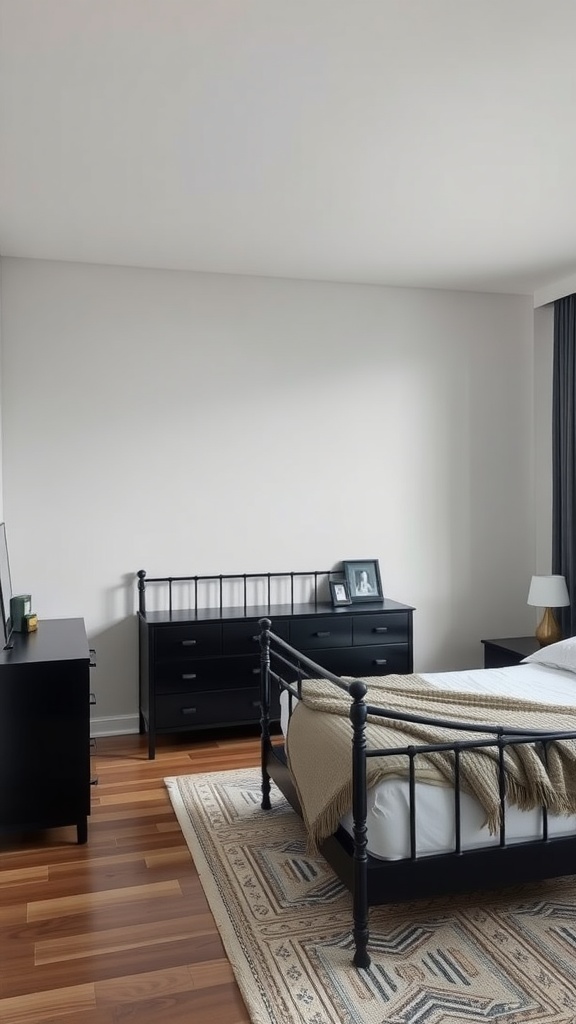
[[527, 574, 570, 646]]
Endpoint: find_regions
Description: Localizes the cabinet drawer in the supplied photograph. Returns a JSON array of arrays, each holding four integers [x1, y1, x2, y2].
[[290, 616, 352, 650], [316, 644, 410, 677], [155, 658, 225, 694], [155, 623, 221, 660], [156, 687, 278, 729], [223, 619, 289, 655], [155, 655, 262, 694], [353, 613, 409, 646]]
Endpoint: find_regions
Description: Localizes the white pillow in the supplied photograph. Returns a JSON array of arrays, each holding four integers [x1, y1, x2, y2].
[[522, 635, 576, 673]]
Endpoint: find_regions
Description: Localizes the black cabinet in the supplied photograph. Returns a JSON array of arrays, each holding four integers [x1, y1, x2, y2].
[[481, 635, 540, 668], [138, 594, 414, 759], [0, 618, 91, 843]]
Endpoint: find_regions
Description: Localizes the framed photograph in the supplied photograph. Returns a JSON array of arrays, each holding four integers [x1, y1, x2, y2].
[[329, 579, 352, 607], [343, 559, 383, 603], [0, 523, 13, 648]]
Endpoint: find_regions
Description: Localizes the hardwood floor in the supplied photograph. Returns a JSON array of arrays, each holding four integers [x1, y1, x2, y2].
[[0, 731, 263, 1023]]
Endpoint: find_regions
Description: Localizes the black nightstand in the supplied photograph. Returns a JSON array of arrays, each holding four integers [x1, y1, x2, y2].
[[481, 636, 540, 668]]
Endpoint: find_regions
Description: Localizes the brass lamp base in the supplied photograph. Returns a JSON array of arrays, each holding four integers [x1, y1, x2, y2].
[[535, 607, 562, 647]]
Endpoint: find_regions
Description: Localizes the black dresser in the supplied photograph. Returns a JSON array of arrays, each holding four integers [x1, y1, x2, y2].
[[137, 570, 414, 759], [0, 618, 91, 843]]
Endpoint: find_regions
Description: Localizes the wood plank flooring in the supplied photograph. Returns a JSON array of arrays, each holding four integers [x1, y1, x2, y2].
[[0, 731, 263, 1023]]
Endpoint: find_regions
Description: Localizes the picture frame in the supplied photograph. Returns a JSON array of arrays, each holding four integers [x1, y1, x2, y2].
[[0, 523, 14, 648], [329, 579, 352, 607], [343, 559, 383, 603]]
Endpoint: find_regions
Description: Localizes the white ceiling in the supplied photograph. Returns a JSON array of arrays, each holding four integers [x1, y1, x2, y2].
[[1, 0, 576, 294]]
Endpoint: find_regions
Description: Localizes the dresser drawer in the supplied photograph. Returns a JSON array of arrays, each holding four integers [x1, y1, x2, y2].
[[155, 623, 221, 660], [317, 644, 410, 677], [155, 687, 279, 729], [155, 658, 225, 694], [223, 619, 289, 655], [353, 613, 409, 646], [155, 655, 262, 694], [290, 616, 352, 650]]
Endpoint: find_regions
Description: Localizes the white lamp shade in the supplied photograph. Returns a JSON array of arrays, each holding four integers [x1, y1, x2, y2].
[[527, 574, 570, 608]]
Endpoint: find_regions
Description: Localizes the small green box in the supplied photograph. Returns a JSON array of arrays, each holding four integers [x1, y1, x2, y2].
[[10, 594, 31, 632]]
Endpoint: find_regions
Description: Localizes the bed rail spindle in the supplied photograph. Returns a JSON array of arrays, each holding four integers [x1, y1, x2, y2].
[[454, 746, 462, 855], [408, 749, 417, 860], [540, 740, 549, 841], [349, 679, 370, 970], [498, 733, 506, 847]]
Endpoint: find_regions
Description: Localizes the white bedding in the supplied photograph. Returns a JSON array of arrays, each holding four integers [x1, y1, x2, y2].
[[280, 662, 576, 860]]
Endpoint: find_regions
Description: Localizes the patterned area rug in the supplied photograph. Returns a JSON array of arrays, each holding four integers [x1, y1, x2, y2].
[[165, 767, 576, 1024]]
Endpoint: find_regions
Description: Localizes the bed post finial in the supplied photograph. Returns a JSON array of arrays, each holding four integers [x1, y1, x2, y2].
[[349, 678, 370, 969], [259, 618, 272, 810], [137, 569, 147, 614]]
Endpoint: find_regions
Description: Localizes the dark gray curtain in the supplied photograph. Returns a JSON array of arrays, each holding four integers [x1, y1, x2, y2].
[[552, 293, 576, 636]]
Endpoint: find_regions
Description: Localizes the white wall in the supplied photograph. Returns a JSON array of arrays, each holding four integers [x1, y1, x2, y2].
[[0, 260, 3, 518], [0, 258, 536, 733]]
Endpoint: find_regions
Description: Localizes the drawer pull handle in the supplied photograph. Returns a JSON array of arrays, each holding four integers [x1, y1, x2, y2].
[[252, 667, 260, 675], [374, 627, 388, 634], [181, 639, 197, 646], [252, 634, 259, 641], [181, 673, 197, 680], [181, 706, 197, 715], [315, 631, 331, 638], [374, 659, 388, 666], [252, 700, 261, 708]]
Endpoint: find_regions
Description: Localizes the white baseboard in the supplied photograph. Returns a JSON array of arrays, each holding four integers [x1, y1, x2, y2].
[[90, 714, 140, 737]]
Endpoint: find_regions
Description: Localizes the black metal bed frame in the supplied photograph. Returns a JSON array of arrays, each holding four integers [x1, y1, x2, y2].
[[258, 617, 576, 969]]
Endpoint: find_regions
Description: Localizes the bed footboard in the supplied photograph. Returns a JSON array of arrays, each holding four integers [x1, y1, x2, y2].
[[258, 616, 373, 967], [258, 617, 576, 971]]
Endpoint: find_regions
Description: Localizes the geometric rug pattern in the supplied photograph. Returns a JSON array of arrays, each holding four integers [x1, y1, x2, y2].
[[165, 768, 576, 1024]]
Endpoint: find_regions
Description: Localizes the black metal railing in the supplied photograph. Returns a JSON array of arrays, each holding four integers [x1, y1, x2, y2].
[[137, 568, 344, 616]]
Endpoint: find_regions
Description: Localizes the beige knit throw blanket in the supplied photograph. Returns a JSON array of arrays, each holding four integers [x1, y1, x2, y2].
[[285, 673, 576, 853]]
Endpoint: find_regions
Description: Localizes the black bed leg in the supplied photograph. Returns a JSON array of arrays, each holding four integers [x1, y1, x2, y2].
[[259, 617, 272, 810], [261, 765, 272, 811], [353, 928, 371, 969], [350, 678, 370, 969]]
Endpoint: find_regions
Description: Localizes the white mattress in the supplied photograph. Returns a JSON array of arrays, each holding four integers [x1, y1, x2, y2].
[[280, 662, 576, 860]]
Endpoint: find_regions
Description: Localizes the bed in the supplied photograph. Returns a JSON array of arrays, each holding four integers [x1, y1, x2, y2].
[[257, 617, 576, 968]]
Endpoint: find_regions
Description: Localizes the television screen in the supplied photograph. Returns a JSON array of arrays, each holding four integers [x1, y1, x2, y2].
[[0, 523, 13, 648]]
